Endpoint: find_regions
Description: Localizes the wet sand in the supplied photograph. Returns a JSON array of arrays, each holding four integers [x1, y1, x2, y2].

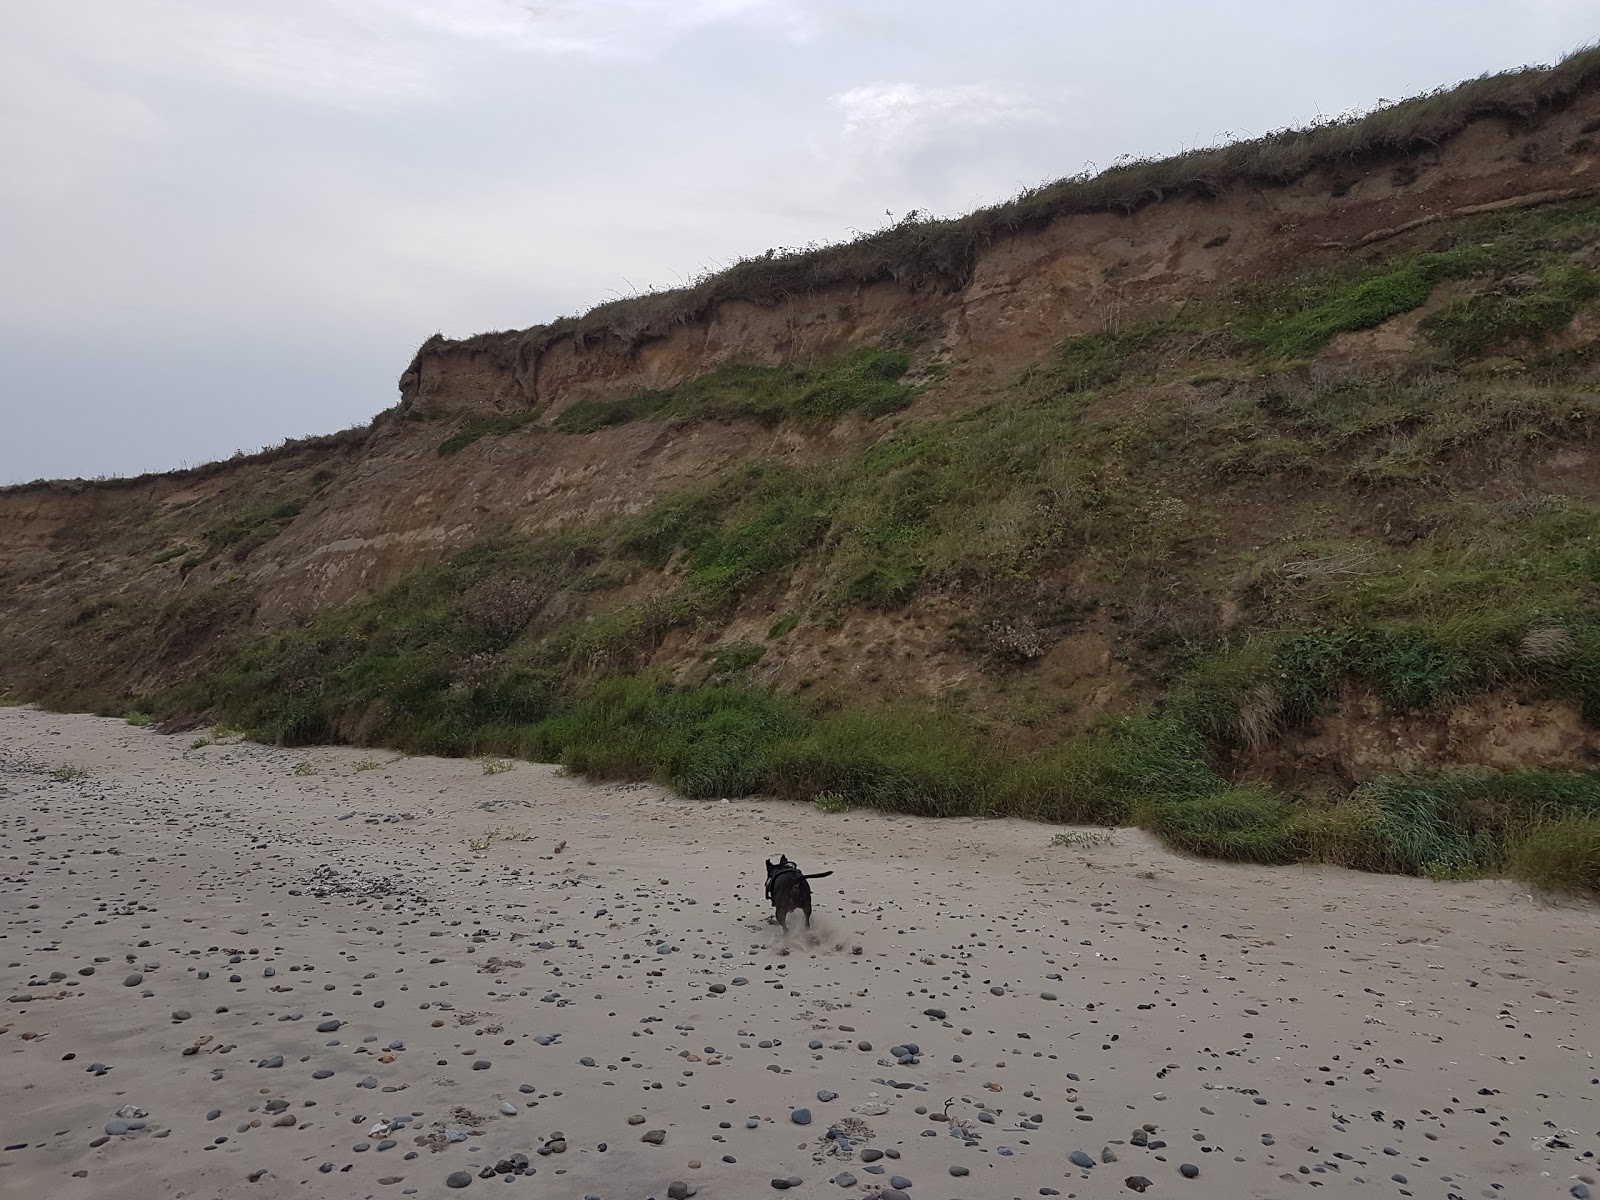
[[2, 705, 1597, 1199]]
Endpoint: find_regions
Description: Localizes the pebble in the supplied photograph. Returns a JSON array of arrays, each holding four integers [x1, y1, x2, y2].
[[790, 1108, 811, 1125], [770, 1177, 803, 1190], [122, 973, 143, 987], [446, 1170, 472, 1188], [1179, 1163, 1199, 1178]]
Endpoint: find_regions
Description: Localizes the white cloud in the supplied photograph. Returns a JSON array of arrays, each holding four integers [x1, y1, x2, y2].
[[831, 82, 1042, 154]]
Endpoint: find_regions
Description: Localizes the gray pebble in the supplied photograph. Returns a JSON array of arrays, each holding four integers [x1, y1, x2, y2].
[[123, 973, 143, 987], [790, 1108, 811, 1125], [446, 1169, 472, 1188]]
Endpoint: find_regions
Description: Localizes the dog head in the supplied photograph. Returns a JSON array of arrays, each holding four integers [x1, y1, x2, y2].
[[765, 855, 796, 879]]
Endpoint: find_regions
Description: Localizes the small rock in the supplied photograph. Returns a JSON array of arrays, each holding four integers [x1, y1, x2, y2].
[[642, 1129, 666, 1145], [446, 1170, 472, 1188]]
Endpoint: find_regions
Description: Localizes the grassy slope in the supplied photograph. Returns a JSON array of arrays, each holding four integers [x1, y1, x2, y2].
[[57, 195, 1594, 895]]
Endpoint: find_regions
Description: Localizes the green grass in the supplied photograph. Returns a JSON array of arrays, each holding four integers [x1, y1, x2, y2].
[[1508, 814, 1600, 894], [437, 411, 539, 455], [552, 348, 913, 434], [1421, 265, 1600, 360], [1233, 247, 1490, 360]]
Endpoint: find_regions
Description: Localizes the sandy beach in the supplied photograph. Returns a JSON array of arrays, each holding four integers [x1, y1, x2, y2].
[[2, 705, 1597, 1199]]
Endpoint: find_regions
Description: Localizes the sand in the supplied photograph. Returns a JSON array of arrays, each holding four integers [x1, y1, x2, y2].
[[1, 706, 1597, 1200]]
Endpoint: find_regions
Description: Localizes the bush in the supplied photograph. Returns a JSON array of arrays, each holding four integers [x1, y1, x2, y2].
[[764, 708, 1005, 817], [1139, 786, 1301, 864], [530, 677, 798, 798], [1508, 815, 1600, 895]]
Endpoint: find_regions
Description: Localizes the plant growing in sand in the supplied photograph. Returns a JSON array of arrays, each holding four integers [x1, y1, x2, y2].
[[481, 758, 517, 776], [49, 764, 90, 781], [464, 826, 535, 851], [291, 760, 319, 776], [812, 792, 850, 814], [1050, 829, 1114, 848]]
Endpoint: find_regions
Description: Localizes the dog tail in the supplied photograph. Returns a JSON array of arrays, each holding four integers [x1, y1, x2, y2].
[[803, 871, 834, 879]]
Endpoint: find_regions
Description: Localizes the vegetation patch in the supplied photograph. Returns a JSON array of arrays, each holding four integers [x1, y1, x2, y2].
[[438, 411, 539, 456], [553, 348, 913, 434]]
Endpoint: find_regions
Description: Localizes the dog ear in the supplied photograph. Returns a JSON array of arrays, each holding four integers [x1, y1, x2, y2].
[[765, 858, 774, 868]]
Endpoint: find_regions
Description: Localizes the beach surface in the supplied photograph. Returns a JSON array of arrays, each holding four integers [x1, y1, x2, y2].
[[2, 705, 1596, 1200]]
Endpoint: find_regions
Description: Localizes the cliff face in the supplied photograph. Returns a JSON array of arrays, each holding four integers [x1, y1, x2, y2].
[[4, 63, 1600, 789]]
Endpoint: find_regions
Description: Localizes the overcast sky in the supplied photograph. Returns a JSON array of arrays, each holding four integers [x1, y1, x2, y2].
[[1, 1, 1594, 484]]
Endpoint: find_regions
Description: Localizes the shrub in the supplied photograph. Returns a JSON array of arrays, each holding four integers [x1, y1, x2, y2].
[[1508, 815, 1600, 895], [812, 791, 850, 813], [1139, 786, 1301, 864], [764, 708, 1004, 817]]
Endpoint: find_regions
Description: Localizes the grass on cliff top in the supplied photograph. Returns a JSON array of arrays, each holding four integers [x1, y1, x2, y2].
[[416, 43, 1600, 370], [553, 348, 913, 434]]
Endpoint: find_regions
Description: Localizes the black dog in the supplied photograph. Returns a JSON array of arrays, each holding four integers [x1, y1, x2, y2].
[[764, 856, 833, 931]]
